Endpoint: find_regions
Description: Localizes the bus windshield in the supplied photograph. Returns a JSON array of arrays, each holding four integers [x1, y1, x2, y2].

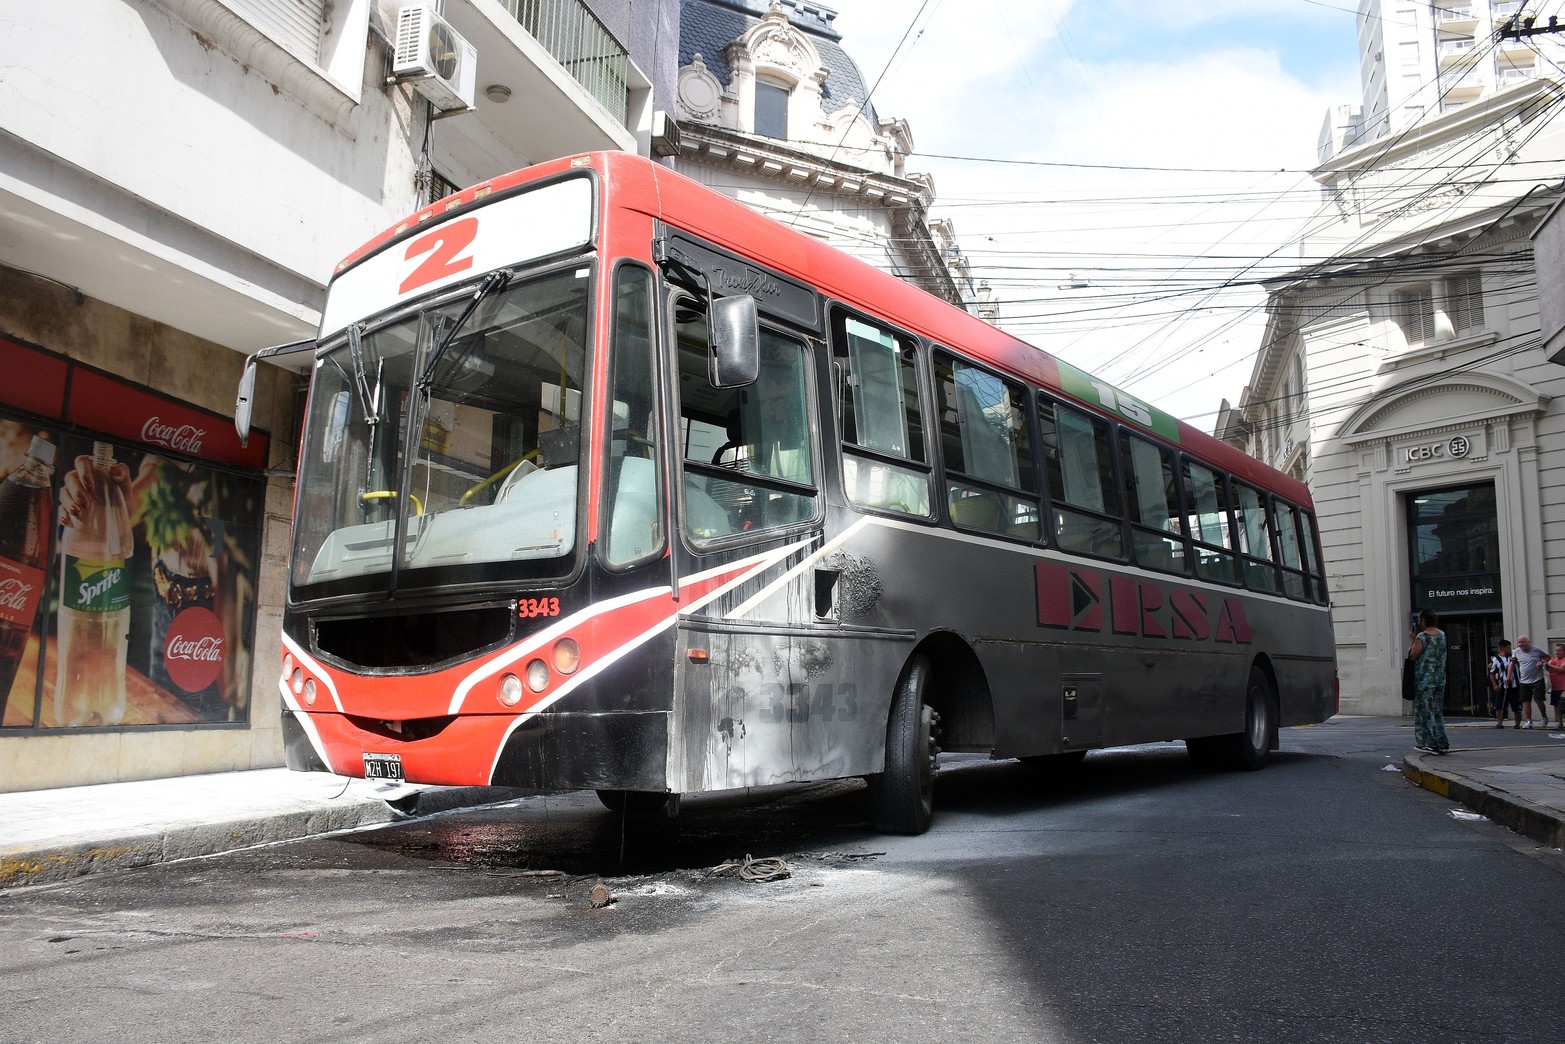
[[291, 265, 590, 593]]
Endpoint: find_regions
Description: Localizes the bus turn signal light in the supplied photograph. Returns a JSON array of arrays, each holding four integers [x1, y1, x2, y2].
[[553, 638, 580, 675]]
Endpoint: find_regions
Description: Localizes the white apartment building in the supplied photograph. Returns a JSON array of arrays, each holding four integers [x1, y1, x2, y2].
[[0, 0, 668, 791], [1225, 9, 1565, 716], [1341, 0, 1565, 151], [663, 0, 974, 309]]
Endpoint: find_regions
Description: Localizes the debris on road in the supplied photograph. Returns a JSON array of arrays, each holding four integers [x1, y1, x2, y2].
[[590, 881, 615, 908], [709, 854, 791, 882]]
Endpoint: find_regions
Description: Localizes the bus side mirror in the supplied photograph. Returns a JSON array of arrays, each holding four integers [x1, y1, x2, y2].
[[234, 356, 259, 448], [708, 295, 759, 389], [233, 337, 315, 448]]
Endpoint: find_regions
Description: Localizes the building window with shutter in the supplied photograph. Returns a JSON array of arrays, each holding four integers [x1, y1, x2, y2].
[[1395, 284, 1434, 346], [1445, 270, 1485, 334]]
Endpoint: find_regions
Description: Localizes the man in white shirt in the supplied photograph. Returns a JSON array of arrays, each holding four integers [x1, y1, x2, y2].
[[1514, 634, 1550, 728]]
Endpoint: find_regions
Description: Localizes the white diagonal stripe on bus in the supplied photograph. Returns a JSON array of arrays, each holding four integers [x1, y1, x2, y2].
[[724, 517, 873, 620]]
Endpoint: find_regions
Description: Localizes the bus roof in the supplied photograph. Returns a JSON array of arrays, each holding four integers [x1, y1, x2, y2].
[[331, 151, 1311, 507]]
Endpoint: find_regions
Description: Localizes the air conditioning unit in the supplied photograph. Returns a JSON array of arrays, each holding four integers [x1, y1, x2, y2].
[[393, 4, 478, 111]]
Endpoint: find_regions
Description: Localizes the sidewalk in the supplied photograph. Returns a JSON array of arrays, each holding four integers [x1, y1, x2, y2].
[[4, 732, 1563, 891], [1403, 732, 1565, 851], [0, 769, 520, 890]]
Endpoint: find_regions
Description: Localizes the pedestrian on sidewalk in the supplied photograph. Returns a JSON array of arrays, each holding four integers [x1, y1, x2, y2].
[[1490, 639, 1519, 728], [1549, 643, 1565, 731], [1515, 635, 1549, 729], [1409, 608, 1451, 754]]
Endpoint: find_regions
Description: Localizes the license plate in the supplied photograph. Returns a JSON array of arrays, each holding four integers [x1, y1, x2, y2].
[[363, 753, 404, 781]]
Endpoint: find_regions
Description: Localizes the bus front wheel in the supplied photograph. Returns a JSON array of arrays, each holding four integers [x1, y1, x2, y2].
[[596, 790, 681, 820], [867, 654, 940, 835]]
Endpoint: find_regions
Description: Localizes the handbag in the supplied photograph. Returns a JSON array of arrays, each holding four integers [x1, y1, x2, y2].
[[1402, 658, 1417, 702]]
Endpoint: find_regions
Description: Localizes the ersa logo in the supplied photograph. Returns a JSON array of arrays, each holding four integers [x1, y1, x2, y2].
[[1035, 561, 1253, 643]]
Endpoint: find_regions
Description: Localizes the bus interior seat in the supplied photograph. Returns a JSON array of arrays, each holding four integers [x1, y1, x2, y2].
[[950, 491, 1003, 532]]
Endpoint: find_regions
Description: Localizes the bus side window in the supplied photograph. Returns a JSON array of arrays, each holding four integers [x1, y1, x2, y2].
[[602, 265, 662, 568], [1273, 499, 1311, 601], [833, 313, 932, 517], [933, 354, 1039, 539], [1181, 459, 1238, 584], [1121, 433, 1187, 575], [1038, 395, 1123, 558], [675, 301, 817, 542], [1233, 481, 1281, 593], [1299, 508, 1328, 603]]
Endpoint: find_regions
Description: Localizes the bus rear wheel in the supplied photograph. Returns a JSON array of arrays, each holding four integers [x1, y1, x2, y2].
[[1186, 666, 1275, 771], [867, 654, 940, 835]]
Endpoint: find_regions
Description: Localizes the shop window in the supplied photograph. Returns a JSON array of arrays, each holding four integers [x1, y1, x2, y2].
[[1121, 434, 1187, 575], [755, 81, 789, 139], [833, 314, 932, 518], [676, 305, 816, 542], [1039, 396, 1122, 558], [933, 354, 1038, 539]]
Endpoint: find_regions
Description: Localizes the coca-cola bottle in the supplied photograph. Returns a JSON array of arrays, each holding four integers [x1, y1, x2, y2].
[[0, 436, 57, 724], [54, 442, 133, 727]]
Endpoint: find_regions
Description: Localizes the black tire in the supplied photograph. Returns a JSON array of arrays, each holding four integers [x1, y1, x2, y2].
[[1186, 666, 1275, 771], [596, 790, 681, 819], [867, 654, 939, 834]]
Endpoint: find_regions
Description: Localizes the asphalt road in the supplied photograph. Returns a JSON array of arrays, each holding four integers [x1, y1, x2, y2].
[[1, 717, 1561, 1043]]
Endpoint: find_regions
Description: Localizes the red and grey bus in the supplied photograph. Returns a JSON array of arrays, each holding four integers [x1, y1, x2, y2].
[[238, 151, 1336, 834]]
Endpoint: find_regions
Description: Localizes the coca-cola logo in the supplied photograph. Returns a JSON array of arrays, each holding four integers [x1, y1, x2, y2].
[[141, 416, 206, 454], [163, 606, 224, 692], [0, 576, 34, 611]]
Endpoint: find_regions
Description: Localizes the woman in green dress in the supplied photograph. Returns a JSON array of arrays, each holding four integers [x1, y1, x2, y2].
[[1408, 607, 1451, 754]]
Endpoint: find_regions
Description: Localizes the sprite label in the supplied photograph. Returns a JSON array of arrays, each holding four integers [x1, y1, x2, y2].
[[64, 556, 131, 614]]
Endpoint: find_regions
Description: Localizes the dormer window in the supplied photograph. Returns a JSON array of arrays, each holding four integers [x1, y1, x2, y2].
[[755, 81, 789, 139]]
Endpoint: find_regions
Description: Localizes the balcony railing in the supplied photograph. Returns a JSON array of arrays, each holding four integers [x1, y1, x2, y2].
[[1436, 6, 1475, 24], [1438, 37, 1478, 62], [500, 0, 631, 125]]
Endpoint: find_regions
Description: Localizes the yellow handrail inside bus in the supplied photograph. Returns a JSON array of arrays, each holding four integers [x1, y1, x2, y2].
[[360, 490, 424, 515], [459, 450, 541, 506]]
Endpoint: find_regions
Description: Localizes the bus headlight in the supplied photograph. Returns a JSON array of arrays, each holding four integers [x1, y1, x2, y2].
[[553, 638, 581, 675], [499, 673, 523, 707], [291, 668, 304, 695], [525, 658, 550, 693], [302, 679, 317, 706]]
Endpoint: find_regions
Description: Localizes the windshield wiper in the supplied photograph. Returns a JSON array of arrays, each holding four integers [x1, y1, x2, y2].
[[416, 270, 512, 391], [346, 322, 381, 427]]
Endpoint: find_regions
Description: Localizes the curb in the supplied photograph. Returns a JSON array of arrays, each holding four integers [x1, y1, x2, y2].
[[0, 784, 522, 891], [1403, 754, 1565, 850]]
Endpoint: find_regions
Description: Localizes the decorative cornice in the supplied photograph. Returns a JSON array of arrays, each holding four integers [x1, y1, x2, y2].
[[1339, 373, 1549, 447], [672, 121, 959, 305], [675, 122, 932, 208]]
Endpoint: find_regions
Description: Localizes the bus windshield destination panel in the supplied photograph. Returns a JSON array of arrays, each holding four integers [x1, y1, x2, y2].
[[261, 152, 1335, 835]]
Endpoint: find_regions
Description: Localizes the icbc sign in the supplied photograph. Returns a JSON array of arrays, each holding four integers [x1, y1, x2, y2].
[[1403, 435, 1470, 464]]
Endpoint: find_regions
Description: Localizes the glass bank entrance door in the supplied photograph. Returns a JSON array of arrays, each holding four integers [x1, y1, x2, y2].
[[1407, 482, 1501, 718]]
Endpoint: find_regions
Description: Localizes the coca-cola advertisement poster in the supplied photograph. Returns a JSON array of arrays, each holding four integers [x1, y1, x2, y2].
[[0, 417, 263, 729], [0, 420, 56, 728]]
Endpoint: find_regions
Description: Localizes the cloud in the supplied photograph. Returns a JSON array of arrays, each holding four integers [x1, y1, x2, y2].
[[827, 0, 1359, 425]]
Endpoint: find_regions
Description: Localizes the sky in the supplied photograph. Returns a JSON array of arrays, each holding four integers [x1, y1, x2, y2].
[[825, 0, 1364, 430]]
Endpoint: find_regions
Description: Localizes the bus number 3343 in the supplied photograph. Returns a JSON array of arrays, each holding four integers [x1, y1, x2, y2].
[[740, 681, 860, 724]]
